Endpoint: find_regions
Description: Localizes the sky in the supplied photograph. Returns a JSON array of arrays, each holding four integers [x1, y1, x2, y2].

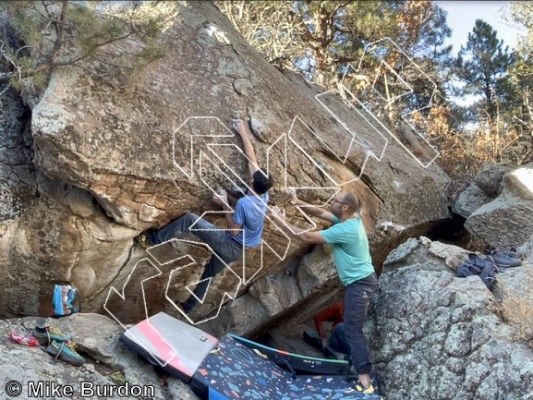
[[436, 1, 524, 106], [436, 1, 524, 53]]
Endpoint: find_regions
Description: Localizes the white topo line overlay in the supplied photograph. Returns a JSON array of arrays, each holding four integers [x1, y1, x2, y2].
[[104, 37, 442, 360]]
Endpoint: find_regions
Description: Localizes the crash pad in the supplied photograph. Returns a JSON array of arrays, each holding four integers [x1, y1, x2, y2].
[[190, 335, 383, 400], [121, 312, 218, 382]]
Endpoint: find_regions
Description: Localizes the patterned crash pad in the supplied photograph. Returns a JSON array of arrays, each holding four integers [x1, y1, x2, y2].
[[191, 335, 382, 400], [121, 312, 218, 382]]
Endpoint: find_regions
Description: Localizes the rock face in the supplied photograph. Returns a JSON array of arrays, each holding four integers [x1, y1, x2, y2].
[[453, 183, 492, 218], [462, 163, 533, 248], [371, 237, 533, 400], [1, 1, 449, 330], [201, 245, 341, 337]]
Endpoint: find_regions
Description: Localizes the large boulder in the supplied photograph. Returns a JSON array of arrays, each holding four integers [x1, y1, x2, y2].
[[370, 237, 533, 399], [464, 163, 533, 248], [452, 183, 492, 218], [474, 163, 513, 198], [1, 2, 449, 326]]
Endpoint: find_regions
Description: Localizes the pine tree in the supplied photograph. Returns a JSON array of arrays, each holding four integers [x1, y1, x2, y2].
[[454, 19, 514, 126], [0, 1, 169, 94]]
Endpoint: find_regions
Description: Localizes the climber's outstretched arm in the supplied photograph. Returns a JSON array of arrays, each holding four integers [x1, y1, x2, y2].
[[233, 119, 259, 176]]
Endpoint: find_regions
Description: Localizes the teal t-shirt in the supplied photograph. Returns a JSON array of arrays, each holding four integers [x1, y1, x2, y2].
[[320, 216, 374, 286]]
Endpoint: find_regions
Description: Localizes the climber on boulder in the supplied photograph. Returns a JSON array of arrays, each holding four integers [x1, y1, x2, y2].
[[138, 119, 273, 314]]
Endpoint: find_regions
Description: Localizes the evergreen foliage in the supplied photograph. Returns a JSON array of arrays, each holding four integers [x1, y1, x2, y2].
[[0, 0, 170, 94]]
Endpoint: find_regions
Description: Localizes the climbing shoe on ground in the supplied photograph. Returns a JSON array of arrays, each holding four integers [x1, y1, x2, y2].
[[137, 232, 153, 250], [456, 254, 498, 290], [484, 249, 522, 267], [46, 339, 85, 366], [485, 251, 522, 268], [456, 254, 490, 277], [484, 246, 524, 259], [32, 324, 72, 346], [344, 380, 375, 395]]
